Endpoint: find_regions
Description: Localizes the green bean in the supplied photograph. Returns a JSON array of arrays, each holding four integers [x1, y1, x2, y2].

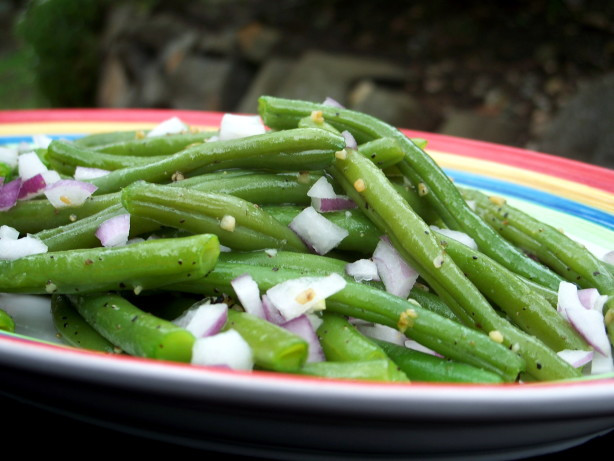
[[224, 309, 308, 372], [263, 205, 380, 255], [94, 131, 215, 156], [172, 261, 525, 381], [299, 359, 398, 381], [47, 140, 151, 176], [0, 307, 15, 332], [51, 294, 117, 352], [258, 95, 564, 290], [0, 234, 220, 295], [373, 339, 504, 384], [121, 182, 307, 252], [0, 192, 120, 234], [317, 312, 409, 382], [89, 128, 345, 195], [435, 231, 587, 352], [355, 137, 404, 169], [68, 292, 195, 362], [326, 147, 578, 380]]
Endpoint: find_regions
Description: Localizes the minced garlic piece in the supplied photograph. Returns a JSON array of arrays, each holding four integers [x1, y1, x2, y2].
[[220, 215, 236, 232], [417, 182, 428, 196], [171, 171, 185, 182], [353, 178, 366, 192], [297, 171, 310, 184], [489, 330, 504, 343], [135, 130, 146, 140], [398, 308, 417, 332], [310, 110, 324, 124], [295, 287, 316, 305], [433, 253, 445, 268], [335, 149, 347, 160], [488, 195, 506, 206]]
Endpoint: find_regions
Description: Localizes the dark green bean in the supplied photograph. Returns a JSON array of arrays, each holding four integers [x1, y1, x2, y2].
[[94, 131, 215, 156], [121, 182, 307, 252], [68, 292, 195, 362], [88, 128, 345, 195], [51, 294, 117, 352], [0, 234, 220, 294]]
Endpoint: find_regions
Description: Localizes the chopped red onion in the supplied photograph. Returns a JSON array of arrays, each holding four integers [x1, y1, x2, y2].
[[307, 176, 356, 212], [322, 97, 345, 108], [345, 258, 380, 282], [558, 281, 610, 356], [18, 152, 48, 180], [146, 117, 188, 137], [262, 294, 286, 325], [18, 174, 47, 200], [0, 235, 48, 260], [74, 166, 110, 180], [266, 273, 347, 321], [288, 206, 348, 255], [358, 323, 406, 346], [577, 288, 608, 314], [557, 349, 594, 368], [372, 236, 419, 298], [281, 315, 325, 362], [218, 114, 266, 141], [44, 179, 98, 208], [404, 339, 444, 358], [95, 214, 130, 247], [0, 147, 18, 168], [341, 130, 357, 150], [430, 225, 478, 250], [173, 301, 228, 338], [32, 134, 53, 149], [231, 273, 264, 318], [0, 225, 19, 240], [191, 329, 253, 370], [0, 178, 22, 211]]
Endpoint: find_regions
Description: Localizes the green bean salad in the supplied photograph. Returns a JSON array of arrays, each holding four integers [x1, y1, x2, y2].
[[0, 96, 612, 384]]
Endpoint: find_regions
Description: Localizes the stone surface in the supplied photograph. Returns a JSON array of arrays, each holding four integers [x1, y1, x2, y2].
[[238, 57, 295, 114], [538, 73, 614, 168], [438, 109, 523, 146]]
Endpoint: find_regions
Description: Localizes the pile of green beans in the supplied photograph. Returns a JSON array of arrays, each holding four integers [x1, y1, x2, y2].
[[1, 96, 610, 385]]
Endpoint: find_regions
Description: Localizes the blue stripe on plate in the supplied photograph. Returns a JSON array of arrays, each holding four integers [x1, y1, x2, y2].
[[0, 134, 82, 144], [446, 168, 614, 231]]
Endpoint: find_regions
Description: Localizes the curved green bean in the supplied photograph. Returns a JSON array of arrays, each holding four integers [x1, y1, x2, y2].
[[94, 131, 215, 156]]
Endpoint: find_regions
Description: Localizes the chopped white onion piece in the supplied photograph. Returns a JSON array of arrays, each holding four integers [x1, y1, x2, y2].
[[430, 225, 478, 250], [231, 273, 264, 318], [0, 225, 19, 240], [0, 146, 18, 168], [577, 288, 608, 314], [18, 152, 48, 180], [266, 273, 347, 321], [74, 166, 110, 180], [44, 179, 98, 208], [307, 176, 336, 199], [146, 117, 188, 137], [557, 349, 594, 368], [288, 206, 348, 255], [173, 301, 228, 338], [557, 281, 610, 356], [191, 329, 253, 371], [322, 97, 345, 108], [281, 315, 325, 362], [603, 250, 614, 265], [264, 248, 278, 257], [341, 130, 357, 150], [218, 114, 266, 141], [0, 235, 48, 260], [404, 339, 444, 358], [591, 349, 614, 375], [373, 236, 419, 298], [95, 214, 130, 247], [32, 134, 53, 149], [358, 323, 406, 346], [307, 176, 356, 212], [345, 258, 380, 282]]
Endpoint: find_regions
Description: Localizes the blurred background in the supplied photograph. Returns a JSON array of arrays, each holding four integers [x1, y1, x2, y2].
[[1, 0, 613, 168]]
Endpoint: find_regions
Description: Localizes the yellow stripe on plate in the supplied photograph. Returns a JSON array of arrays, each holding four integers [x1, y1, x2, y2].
[[430, 150, 614, 213]]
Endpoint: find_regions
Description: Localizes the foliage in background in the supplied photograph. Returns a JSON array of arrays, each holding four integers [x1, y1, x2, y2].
[[17, 0, 107, 107]]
